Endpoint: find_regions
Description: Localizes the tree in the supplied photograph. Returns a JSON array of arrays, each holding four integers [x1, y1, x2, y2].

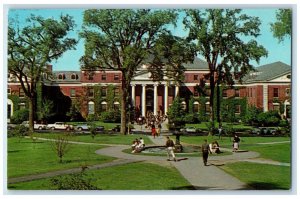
[[8, 15, 77, 131], [80, 9, 195, 134], [167, 97, 186, 129], [271, 9, 292, 42], [184, 9, 268, 130], [50, 133, 72, 163]]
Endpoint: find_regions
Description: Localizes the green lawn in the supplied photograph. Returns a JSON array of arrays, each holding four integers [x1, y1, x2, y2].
[[7, 137, 115, 178], [219, 162, 291, 190], [8, 162, 193, 190], [33, 133, 154, 145]]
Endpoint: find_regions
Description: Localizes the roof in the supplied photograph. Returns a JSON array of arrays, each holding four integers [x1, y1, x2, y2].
[[51, 71, 81, 82], [243, 61, 291, 83], [183, 57, 209, 70]]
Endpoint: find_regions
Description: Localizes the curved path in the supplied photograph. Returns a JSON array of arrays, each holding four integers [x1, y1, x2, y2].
[[95, 136, 262, 190]]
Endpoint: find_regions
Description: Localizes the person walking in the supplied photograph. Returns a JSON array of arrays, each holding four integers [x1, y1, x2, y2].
[[232, 134, 240, 152], [201, 139, 211, 166], [165, 136, 177, 162], [151, 124, 157, 138]]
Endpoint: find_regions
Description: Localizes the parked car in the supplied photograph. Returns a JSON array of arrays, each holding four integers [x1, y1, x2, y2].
[[75, 124, 90, 131], [7, 123, 17, 130], [21, 121, 47, 130], [46, 122, 74, 131], [251, 127, 278, 136], [95, 126, 105, 132], [180, 126, 200, 134]]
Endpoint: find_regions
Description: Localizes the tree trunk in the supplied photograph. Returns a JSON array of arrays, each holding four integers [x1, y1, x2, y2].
[[28, 97, 35, 132], [216, 82, 221, 128], [209, 74, 215, 128], [120, 79, 129, 135]]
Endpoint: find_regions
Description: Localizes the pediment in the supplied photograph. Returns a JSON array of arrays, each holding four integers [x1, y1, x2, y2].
[[132, 71, 152, 80], [269, 73, 291, 82]]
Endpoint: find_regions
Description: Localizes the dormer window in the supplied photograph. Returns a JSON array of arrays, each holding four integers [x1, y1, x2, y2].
[[58, 74, 65, 80], [71, 73, 78, 80]]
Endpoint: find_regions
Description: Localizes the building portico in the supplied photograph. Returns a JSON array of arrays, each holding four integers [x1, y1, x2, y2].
[[130, 83, 179, 117]]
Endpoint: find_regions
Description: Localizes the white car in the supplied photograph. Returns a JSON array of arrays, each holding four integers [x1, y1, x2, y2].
[[46, 122, 74, 131], [21, 121, 47, 130]]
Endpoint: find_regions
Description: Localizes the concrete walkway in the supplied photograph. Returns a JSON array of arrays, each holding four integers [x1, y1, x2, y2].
[[9, 136, 290, 190]]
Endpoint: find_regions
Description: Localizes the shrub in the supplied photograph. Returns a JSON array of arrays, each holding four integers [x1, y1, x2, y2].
[[99, 110, 121, 123], [184, 113, 199, 124], [10, 109, 29, 124], [8, 124, 28, 138], [257, 111, 281, 127], [50, 171, 100, 190]]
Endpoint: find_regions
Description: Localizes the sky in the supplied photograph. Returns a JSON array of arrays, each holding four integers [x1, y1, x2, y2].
[[7, 8, 292, 71]]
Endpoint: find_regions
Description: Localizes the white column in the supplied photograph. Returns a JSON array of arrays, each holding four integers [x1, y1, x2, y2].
[[142, 84, 146, 117], [153, 84, 158, 115], [131, 84, 136, 107], [164, 85, 168, 114], [175, 85, 179, 97]]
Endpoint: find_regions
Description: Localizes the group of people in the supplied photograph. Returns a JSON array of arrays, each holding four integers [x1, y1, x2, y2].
[[131, 137, 145, 153], [151, 123, 162, 138], [201, 134, 240, 166], [129, 133, 241, 167]]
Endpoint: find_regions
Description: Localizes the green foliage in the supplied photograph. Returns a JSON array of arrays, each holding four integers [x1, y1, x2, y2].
[[257, 111, 282, 127], [80, 9, 195, 134], [99, 110, 121, 123], [50, 171, 100, 190], [8, 124, 28, 138], [184, 9, 268, 125], [184, 113, 199, 124], [67, 100, 85, 122], [49, 133, 72, 163], [10, 109, 29, 124], [37, 99, 55, 122], [243, 106, 263, 125], [271, 9, 292, 42], [167, 97, 186, 128]]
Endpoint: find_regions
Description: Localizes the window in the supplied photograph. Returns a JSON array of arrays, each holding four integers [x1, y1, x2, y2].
[[19, 88, 25, 97], [88, 74, 94, 80], [273, 88, 279, 98], [7, 88, 11, 95], [181, 101, 186, 110], [194, 75, 198, 81], [235, 89, 240, 97], [235, 105, 241, 114], [193, 101, 200, 112], [18, 103, 26, 110], [114, 88, 120, 96], [101, 101, 107, 111], [250, 88, 252, 97], [114, 74, 119, 81], [222, 90, 227, 98], [88, 88, 94, 97], [114, 102, 120, 110], [101, 87, 107, 97], [102, 74, 106, 80], [58, 74, 65, 80], [286, 88, 290, 97], [273, 103, 280, 111], [88, 101, 95, 114], [194, 87, 199, 97], [205, 102, 210, 113], [71, 73, 78, 80], [70, 89, 76, 97]]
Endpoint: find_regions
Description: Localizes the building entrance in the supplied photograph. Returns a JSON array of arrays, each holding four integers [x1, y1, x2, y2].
[[146, 88, 154, 114]]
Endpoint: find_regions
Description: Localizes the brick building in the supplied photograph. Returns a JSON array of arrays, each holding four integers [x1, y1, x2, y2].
[[7, 58, 291, 122]]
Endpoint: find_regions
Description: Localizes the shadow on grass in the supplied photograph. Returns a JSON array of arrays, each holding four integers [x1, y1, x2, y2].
[[248, 182, 286, 190]]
